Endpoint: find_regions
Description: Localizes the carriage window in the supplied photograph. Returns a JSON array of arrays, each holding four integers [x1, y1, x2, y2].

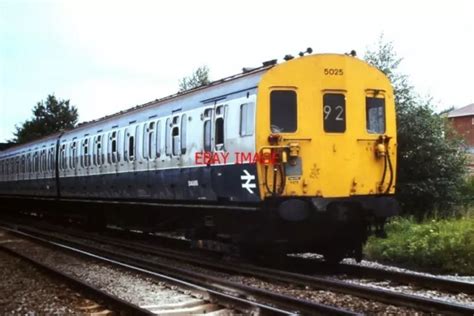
[[70, 142, 77, 169], [181, 115, 187, 154], [34, 152, 39, 173], [215, 117, 224, 149], [60, 145, 66, 170], [203, 109, 212, 152], [95, 135, 103, 165], [125, 129, 135, 162], [81, 138, 90, 167], [41, 150, 47, 172], [144, 122, 156, 160], [165, 118, 171, 156], [270, 90, 297, 133], [48, 147, 54, 171], [204, 120, 211, 151], [366, 97, 385, 134], [26, 154, 31, 173], [129, 135, 135, 161], [323, 93, 346, 133], [109, 131, 118, 163], [171, 117, 180, 156], [215, 106, 225, 151], [240, 102, 254, 136], [156, 120, 161, 158]]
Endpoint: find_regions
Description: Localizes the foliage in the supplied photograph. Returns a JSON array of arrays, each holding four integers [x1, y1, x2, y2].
[[459, 176, 474, 207], [178, 66, 210, 92], [13, 94, 78, 144], [365, 36, 467, 218], [365, 215, 474, 275]]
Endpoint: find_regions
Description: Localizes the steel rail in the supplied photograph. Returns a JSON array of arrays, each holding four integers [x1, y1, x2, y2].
[[0, 224, 358, 316], [0, 244, 153, 315], [43, 225, 474, 316]]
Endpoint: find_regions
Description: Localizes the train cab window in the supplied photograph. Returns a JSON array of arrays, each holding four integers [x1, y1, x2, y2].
[[203, 109, 213, 152], [240, 102, 254, 136], [270, 90, 297, 133], [366, 96, 385, 134], [323, 93, 346, 133], [181, 114, 187, 155]]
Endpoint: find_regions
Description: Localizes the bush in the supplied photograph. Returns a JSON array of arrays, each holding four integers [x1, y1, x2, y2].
[[364, 215, 474, 275]]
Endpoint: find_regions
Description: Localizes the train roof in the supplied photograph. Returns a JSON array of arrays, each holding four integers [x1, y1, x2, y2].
[[0, 61, 275, 157]]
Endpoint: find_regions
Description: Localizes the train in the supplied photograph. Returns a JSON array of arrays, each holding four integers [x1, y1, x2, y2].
[[0, 53, 398, 262]]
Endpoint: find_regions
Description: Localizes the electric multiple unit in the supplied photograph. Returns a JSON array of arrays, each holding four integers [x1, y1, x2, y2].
[[0, 54, 398, 262]]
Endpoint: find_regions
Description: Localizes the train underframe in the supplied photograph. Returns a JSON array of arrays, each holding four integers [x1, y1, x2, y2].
[[0, 195, 398, 263]]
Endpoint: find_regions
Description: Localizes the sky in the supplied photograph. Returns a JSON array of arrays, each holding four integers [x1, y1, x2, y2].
[[1, 0, 473, 142]]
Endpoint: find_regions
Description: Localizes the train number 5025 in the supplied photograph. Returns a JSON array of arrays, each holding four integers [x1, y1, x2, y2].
[[324, 68, 343, 75]]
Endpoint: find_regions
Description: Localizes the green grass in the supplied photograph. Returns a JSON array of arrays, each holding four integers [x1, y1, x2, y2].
[[364, 214, 474, 275]]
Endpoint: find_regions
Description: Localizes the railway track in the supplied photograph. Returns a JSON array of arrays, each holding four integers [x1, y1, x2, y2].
[[0, 241, 153, 315], [113, 227, 474, 295], [2, 219, 474, 315], [0, 223, 359, 315]]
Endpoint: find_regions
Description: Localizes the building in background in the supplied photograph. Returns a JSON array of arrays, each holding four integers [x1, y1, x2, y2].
[[448, 103, 474, 174]]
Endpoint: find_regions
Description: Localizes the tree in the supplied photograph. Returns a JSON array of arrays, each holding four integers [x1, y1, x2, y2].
[[178, 66, 210, 92], [13, 94, 78, 144], [365, 36, 467, 218]]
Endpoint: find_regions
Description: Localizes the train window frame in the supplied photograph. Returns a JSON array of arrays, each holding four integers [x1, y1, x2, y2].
[[270, 90, 297, 133], [81, 138, 91, 168], [143, 121, 156, 161], [240, 102, 255, 137], [94, 134, 103, 166], [165, 118, 172, 156], [109, 130, 119, 164], [48, 147, 54, 171], [203, 108, 213, 152], [70, 142, 77, 169], [27, 152, 31, 174], [215, 105, 225, 151], [171, 115, 181, 157], [33, 152, 39, 173], [181, 114, 187, 155], [156, 120, 162, 158], [323, 93, 346, 133], [40, 149, 46, 173], [366, 95, 386, 134], [124, 127, 135, 162]]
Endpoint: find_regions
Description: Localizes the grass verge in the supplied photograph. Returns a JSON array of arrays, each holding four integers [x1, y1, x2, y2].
[[364, 214, 474, 275]]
